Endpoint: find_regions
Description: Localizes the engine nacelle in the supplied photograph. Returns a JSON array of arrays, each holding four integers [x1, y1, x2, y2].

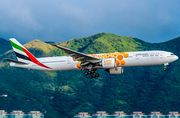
[[102, 58, 116, 69], [109, 67, 124, 74]]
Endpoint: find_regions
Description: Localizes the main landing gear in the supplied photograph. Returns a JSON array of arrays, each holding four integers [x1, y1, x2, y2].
[[163, 63, 169, 71], [85, 70, 99, 79]]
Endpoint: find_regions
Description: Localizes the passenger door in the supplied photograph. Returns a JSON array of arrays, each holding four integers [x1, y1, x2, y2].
[[67, 58, 71, 64]]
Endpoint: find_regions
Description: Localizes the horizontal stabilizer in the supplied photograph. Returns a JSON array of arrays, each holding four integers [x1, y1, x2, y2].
[[3, 58, 28, 65]]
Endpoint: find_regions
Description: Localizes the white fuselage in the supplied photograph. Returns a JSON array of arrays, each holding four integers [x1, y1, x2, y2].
[[10, 51, 178, 71]]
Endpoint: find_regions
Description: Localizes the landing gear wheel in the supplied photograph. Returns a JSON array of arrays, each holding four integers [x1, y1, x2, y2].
[[91, 70, 96, 74], [164, 68, 166, 71], [85, 72, 88, 75], [95, 73, 99, 77], [93, 74, 96, 78], [88, 71, 91, 74], [89, 75, 93, 79]]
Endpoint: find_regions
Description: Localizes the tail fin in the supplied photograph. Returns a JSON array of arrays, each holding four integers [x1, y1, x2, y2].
[[9, 38, 51, 69], [9, 38, 34, 62]]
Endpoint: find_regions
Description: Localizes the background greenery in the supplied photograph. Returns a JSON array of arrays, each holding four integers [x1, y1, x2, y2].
[[0, 33, 180, 118]]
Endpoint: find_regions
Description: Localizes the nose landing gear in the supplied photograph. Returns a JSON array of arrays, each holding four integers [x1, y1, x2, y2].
[[164, 63, 169, 71], [84, 70, 99, 79]]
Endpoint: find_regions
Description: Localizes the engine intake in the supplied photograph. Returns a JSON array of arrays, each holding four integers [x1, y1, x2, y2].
[[108, 67, 124, 74]]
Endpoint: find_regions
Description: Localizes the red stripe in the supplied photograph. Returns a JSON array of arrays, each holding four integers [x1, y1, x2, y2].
[[21, 47, 52, 69]]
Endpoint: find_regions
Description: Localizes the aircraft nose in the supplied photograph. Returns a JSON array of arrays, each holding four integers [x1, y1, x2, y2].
[[171, 55, 178, 62], [173, 55, 179, 61], [175, 55, 179, 60]]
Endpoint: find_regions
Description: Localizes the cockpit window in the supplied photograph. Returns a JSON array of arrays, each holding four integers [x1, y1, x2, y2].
[[171, 53, 174, 55]]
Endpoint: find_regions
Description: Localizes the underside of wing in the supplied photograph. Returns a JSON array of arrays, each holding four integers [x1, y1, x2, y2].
[[51, 44, 101, 64]]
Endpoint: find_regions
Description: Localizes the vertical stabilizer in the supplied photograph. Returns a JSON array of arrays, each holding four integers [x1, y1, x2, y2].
[[9, 38, 51, 69], [9, 38, 32, 62]]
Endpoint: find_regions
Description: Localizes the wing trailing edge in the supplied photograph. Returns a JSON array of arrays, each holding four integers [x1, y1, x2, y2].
[[50, 44, 101, 63]]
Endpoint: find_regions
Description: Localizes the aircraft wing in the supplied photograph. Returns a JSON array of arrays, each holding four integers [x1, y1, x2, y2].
[[51, 44, 101, 63]]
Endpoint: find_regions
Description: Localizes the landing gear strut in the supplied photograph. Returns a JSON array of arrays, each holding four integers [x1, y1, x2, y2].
[[84, 70, 99, 79], [164, 63, 169, 71]]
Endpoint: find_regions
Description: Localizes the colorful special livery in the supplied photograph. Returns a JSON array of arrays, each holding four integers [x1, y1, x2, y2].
[[4, 38, 178, 79]]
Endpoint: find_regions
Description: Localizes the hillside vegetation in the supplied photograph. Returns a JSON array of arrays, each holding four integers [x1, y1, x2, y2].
[[0, 33, 180, 118], [0, 38, 11, 55]]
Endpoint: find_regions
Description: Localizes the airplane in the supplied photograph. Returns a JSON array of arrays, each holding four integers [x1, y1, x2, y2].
[[4, 38, 179, 79]]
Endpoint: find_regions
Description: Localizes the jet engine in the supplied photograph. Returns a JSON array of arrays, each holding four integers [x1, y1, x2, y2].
[[106, 67, 124, 74], [102, 58, 116, 68]]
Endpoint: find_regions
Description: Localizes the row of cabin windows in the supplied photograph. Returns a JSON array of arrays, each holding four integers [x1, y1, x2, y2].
[[80, 116, 180, 118], [127, 55, 160, 58]]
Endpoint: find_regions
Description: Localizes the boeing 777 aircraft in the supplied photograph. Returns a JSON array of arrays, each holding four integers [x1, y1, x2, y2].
[[4, 38, 178, 79]]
